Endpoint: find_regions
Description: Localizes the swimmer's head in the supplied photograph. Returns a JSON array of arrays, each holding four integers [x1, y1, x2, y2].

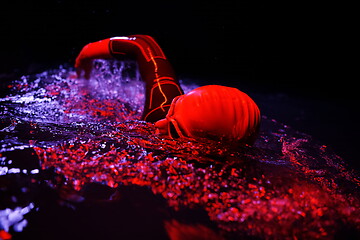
[[155, 85, 261, 144]]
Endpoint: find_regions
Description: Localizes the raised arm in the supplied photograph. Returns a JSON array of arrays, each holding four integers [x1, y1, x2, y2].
[[74, 35, 183, 122], [75, 35, 178, 83]]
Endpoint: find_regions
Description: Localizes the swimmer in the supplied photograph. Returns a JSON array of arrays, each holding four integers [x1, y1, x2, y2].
[[75, 35, 260, 144]]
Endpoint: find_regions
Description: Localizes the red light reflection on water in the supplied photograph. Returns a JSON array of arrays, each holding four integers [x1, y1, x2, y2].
[[3, 66, 359, 239], [33, 119, 360, 239]]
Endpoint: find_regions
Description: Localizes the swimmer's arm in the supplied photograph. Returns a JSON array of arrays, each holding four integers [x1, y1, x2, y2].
[[75, 38, 112, 79]]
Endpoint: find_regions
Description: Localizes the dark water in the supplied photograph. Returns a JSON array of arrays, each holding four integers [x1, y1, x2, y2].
[[0, 60, 359, 240]]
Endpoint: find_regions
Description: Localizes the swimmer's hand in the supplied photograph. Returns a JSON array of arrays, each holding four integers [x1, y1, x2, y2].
[[75, 45, 93, 80], [74, 39, 112, 80]]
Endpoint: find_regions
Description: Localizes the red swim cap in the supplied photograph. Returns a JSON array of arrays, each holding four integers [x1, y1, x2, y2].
[[156, 85, 261, 144]]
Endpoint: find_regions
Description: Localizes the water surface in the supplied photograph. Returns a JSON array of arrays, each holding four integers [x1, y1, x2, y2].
[[0, 60, 359, 239]]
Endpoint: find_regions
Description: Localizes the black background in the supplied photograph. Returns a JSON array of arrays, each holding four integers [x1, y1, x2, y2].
[[0, 0, 358, 170]]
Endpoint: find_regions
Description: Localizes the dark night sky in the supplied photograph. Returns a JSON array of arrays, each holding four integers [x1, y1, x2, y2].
[[0, 1, 354, 92], [1, 0, 358, 170]]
